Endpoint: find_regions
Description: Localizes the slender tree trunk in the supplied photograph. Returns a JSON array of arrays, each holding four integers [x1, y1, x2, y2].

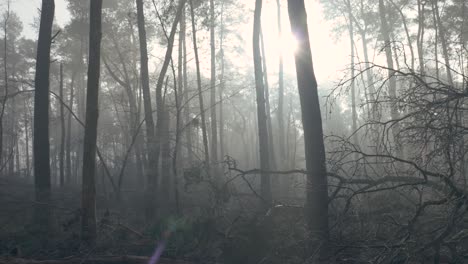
[[153, 0, 186, 203], [81, 0, 103, 246], [24, 111, 30, 179], [189, 0, 210, 170], [175, 30, 184, 214], [431, 0, 440, 80], [388, 0, 415, 70], [219, 2, 225, 161], [10, 96, 16, 177], [379, 0, 402, 157], [136, 0, 158, 220], [177, 5, 184, 172], [160, 109, 171, 212], [15, 138, 20, 177], [276, 0, 286, 169], [347, 0, 358, 147], [66, 74, 75, 185], [287, 0, 329, 251], [33, 0, 54, 238], [359, 31, 376, 108], [417, 0, 425, 74], [181, 10, 193, 165], [253, 0, 272, 207], [260, 27, 277, 170], [59, 63, 65, 187], [434, 0, 454, 85], [209, 0, 218, 169], [1, 4, 10, 176]]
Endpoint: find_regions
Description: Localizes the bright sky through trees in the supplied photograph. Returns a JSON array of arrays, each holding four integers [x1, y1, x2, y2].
[[9, 0, 348, 84]]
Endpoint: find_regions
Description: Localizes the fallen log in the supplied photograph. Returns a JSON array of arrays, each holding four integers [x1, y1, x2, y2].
[[0, 256, 194, 264]]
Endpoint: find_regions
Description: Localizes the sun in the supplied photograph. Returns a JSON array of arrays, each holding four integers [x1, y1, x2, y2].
[[278, 32, 299, 55]]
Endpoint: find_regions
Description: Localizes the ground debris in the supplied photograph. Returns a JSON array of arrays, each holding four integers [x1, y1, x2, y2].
[[0, 256, 194, 264]]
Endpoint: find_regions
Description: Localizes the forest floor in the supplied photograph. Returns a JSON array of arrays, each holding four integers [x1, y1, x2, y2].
[[2, 176, 452, 263], [0, 176, 200, 264], [0, 176, 309, 264]]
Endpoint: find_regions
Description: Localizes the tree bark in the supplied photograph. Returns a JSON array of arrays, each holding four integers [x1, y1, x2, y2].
[[218, 1, 225, 162], [66, 74, 75, 184], [189, 0, 211, 170], [209, 0, 218, 168], [181, 10, 193, 165], [431, 0, 440, 80], [135, 0, 158, 220], [253, 0, 272, 207], [59, 63, 65, 187], [287, 0, 329, 250], [24, 109, 30, 179], [434, 0, 454, 85], [160, 109, 171, 212], [260, 27, 276, 170], [81, 0, 103, 246], [276, 0, 286, 169], [347, 0, 358, 147], [378, 0, 402, 157], [417, 0, 425, 75], [0, 5, 9, 175], [153, 0, 186, 202], [33, 0, 54, 238]]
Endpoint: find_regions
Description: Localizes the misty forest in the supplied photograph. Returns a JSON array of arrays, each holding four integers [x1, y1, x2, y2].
[[0, 0, 467, 263]]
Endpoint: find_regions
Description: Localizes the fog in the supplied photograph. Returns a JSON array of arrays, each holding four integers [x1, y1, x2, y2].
[[0, 0, 467, 263]]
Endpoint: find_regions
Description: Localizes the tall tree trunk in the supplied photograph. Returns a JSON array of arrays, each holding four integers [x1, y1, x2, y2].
[[388, 0, 415, 70], [287, 0, 329, 250], [135, 0, 158, 220], [347, 0, 358, 147], [9, 96, 16, 177], [253, 0, 272, 207], [33, 0, 54, 238], [260, 27, 277, 170], [81, 0, 103, 246], [181, 10, 193, 165], [379, 0, 402, 157], [15, 138, 20, 177], [358, 23, 380, 159], [434, 0, 454, 85], [0, 4, 10, 176], [24, 110, 30, 179], [276, 0, 286, 169], [59, 63, 65, 187], [153, 0, 186, 203], [189, 0, 210, 170], [209, 0, 218, 169], [66, 74, 75, 185], [175, 29, 184, 214], [417, 0, 425, 74], [218, 1, 225, 161], [431, 0, 440, 80], [160, 109, 171, 212]]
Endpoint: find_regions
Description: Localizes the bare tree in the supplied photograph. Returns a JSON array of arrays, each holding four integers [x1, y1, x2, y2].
[[287, 0, 329, 251], [378, 0, 402, 157], [135, 0, 158, 220], [81, 0, 103, 246], [209, 0, 218, 169], [276, 0, 286, 169], [253, 0, 272, 206], [189, 0, 210, 170], [59, 63, 65, 187], [33, 0, 54, 237], [66, 73, 75, 184]]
